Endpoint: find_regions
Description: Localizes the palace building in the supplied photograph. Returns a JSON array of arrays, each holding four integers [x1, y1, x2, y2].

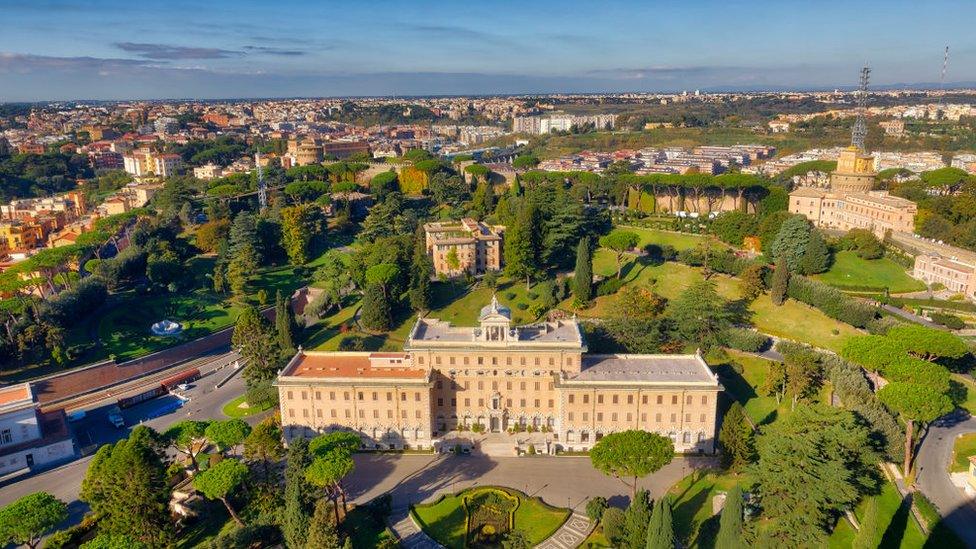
[[276, 297, 722, 454], [423, 219, 504, 277]]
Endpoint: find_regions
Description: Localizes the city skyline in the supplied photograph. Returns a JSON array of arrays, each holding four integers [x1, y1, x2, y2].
[[1, 0, 975, 101]]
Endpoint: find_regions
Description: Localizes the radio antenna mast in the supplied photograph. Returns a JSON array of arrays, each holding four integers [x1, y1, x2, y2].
[[937, 45, 949, 119], [851, 64, 871, 150], [255, 149, 267, 211]]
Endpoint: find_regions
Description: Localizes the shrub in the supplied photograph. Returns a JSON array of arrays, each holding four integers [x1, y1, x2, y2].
[[601, 507, 627, 545], [595, 277, 625, 297], [515, 302, 529, 311], [586, 497, 608, 524], [787, 275, 876, 328], [505, 291, 517, 300], [721, 328, 770, 352], [865, 316, 902, 335], [930, 312, 966, 330]]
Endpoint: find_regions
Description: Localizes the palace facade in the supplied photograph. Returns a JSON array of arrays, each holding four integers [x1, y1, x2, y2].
[[423, 219, 504, 277], [276, 297, 722, 454]]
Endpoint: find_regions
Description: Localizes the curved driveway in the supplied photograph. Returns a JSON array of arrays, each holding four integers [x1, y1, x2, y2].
[[915, 413, 976, 548]]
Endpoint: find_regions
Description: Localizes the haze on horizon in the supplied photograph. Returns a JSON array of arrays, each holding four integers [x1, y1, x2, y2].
[[1, 0, 974, 102]]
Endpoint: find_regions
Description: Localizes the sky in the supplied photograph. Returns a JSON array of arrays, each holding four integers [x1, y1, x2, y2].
[[1, 0, 975, 101]]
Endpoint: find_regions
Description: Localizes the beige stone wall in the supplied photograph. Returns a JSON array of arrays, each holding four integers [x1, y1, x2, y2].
[[279, 382, 434, 449], [557, 387, 719, 453]]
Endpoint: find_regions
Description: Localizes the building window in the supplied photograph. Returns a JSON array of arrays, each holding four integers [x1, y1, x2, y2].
[[701, 395, 708, 405], [612, 395, 618, 404], [287, 391, 293, 400], [582, 412, 589, 421], [357, 392, 363, 401], [686, 395, 692, 405], [451, 398, 457, 406], [583, 394, 589, 404], [657, 395, 663, 405], [415, 392, 421, 401], [437, 398, 443, 407], [596, 413, 603, 421], [568, 412, 575, 421], [597, 395, 604, 404], [569, 394, 575, 404], [700, 413, 707, 422], [671, 395, 678, 405]]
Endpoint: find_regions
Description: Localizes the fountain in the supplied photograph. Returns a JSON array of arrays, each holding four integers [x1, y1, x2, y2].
[[150, 319, 183, 337]]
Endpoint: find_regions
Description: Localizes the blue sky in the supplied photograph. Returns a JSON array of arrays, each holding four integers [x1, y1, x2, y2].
[[1, 0, 974, 101]]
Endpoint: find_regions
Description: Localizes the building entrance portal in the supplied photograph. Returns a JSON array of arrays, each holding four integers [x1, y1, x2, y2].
[[490, 416, 501, 432]]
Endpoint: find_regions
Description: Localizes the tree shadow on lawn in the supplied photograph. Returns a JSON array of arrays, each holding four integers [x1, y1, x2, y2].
[[672, 475, 714, 548], [879, 495, 912, 549]]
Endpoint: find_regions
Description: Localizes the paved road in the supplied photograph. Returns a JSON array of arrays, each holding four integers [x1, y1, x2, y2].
[[915, 412, 976, 548], [0, 359, 256, 529]]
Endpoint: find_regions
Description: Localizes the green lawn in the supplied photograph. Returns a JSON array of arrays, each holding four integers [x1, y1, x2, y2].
[[410, 487, 569, 548], [951, 374, 976, 416], [221, 394, 275, 418], [709, 351, 784, 426], [667, 471, 750, 548], [828, 481, 929, 549], [581, 527, 611, 548], [950, 433, 976, 473], [576, 254, 742, 319], [614, 225, 715, 251], [749, 294, 862, 353], [815, 251, 925, 293]]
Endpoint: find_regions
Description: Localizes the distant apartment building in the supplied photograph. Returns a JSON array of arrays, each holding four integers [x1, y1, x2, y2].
[[0, 221, 44, 254], [423, 218, 504, 277], [513, 113, 617, 134], [193, 163, 224, 180], [123, 151, 182, 177], [952, 153, 976, 175], [879, 119, 905, 137], [913, 255, 976, 299], [88, 150, 124, 171], [768, 120, 790, 133]]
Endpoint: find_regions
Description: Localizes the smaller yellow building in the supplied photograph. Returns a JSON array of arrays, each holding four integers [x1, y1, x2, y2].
[[424, 219, 503, 277]]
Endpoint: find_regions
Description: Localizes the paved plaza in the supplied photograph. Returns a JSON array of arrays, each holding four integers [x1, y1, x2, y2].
[[348, 452, 717, 548]]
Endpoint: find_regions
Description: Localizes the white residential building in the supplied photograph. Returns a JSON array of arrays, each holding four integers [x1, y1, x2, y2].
[[0, 384, 75, 476]]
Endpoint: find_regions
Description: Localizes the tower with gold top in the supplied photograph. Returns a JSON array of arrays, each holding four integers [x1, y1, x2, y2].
[[830, 66, 877, 193]]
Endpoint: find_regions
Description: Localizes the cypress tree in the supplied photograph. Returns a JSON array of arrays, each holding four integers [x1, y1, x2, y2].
[[573, 236, 593, 303], [408, 227, 433, 312], [645, 497, 674, 549], [625, 489, 652, 549], [275, 291, 295, 353], [504, 202, 541, 289], [283, 439, 314, 549], [719, 402, 756, 472], [799, 229, 831, 275], [360, 283, 391, 331], [770, 258, 790, 306], [306, 498, 341, 549], [716, 485, 744, 549]]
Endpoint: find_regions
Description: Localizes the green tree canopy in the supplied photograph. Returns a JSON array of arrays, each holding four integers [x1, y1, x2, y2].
[[715, 485, 744, 549], [599, 230, 639, 279], [0, 492, 67, 549], [751, 404, 878, 546], [163, 419, 211, 471], [205, 418, 252, 454], [193, 458, 250, 526], [668, 280, 736, 349], [877, 382, 954, 475], [590, 430, 674, 498]]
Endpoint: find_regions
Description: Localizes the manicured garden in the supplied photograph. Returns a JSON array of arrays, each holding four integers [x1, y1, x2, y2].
[[709, 351, 784, 426], [827, 481, 930, 549], [410, 486, 569, 548], [614, 225, 715, 251], [814, 251, 925, 293]]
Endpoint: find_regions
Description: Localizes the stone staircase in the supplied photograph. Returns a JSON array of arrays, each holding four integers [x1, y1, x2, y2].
[[536, 512, 593, 549]]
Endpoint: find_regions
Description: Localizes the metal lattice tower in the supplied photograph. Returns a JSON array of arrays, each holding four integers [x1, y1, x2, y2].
[[937, 45, 950, 118], [850, 65, 871, 150], [255, 150, 267, 211]]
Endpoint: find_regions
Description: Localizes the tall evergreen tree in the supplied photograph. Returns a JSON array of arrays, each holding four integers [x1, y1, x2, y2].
[[644, 497, 674, 549], [719, 402, 756, 473], [275, 291, 296, 354], [306, 498, 341, 549], [799, 229, 830, 275], [624, 489, 652, 549], [408, 227, 433, 312], [715, 485, 744, 549], [79, 426, 173, 546], [504, 202, 541, 289], [573, 236, 593, 302], [360, 283, 391, 331], [770, 215, 812, 272], [770, 258, 790, 306], [283, 439, 314, 549]]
